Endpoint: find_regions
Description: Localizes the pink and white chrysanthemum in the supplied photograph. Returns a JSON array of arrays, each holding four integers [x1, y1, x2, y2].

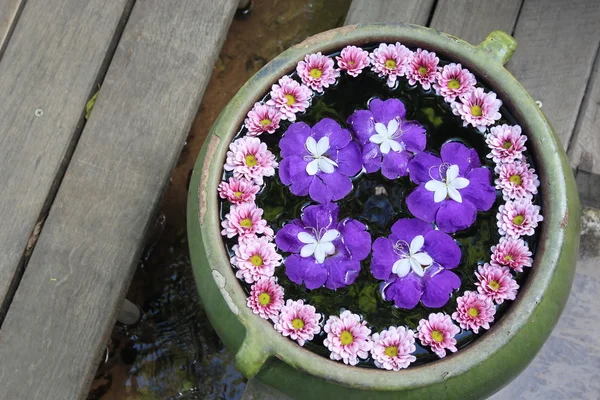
[[244, 103, 282, 136], [224, 136, 278, 185], [451, 87, 502, 132], [433, 63, 477, 102], [231, 236, 282, 283], [266, 76, 312, 121], [218, 177, 260, 204], [370, 42, 413, 88], [490, 237, 533, 272], [416, 313, 460, 358], [247, 276, 285, 322], [336, 45, 370, 77], [274, 299, 321, 346], [495, 161, 540, 200], [486, 124, 527, 164], [370, 326, 416, 370], [475, 264, 519, 304], [497, 198, 543, 238], [220, 202, 273, 239], [323, 311, 373, 366], [297, 52, 340, 93], [452, 291, 496, 334], [406, 49, 439, 90]]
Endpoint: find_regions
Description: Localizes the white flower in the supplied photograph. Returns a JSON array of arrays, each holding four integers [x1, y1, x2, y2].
[[298, 229, 340, 264], [370, 120, 403, 154], [304, 136, 338, 175], [392, 235, 433, 277], [424, 164, 469, 203]]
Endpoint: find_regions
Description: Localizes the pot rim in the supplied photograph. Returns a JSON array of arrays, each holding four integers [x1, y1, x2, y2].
[[191, 23, 576, 391]]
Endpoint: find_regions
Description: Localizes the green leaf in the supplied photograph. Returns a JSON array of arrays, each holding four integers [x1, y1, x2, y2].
[[85, 88, 100, 120]]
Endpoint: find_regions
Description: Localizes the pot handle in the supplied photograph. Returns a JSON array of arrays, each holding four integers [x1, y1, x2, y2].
[[477, 30, 517, 65], [234, 322, 271, 378]]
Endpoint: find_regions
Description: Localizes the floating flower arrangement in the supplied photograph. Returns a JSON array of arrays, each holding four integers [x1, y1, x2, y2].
[[218, 43, 542, 370]]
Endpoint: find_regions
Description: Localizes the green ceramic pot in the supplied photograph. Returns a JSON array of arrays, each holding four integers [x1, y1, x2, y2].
[[187, 24, 580, 399]]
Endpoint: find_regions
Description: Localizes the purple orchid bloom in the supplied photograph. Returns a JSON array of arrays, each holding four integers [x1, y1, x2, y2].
[[407, 141, 496, 233], [278, 118, 362, 203], [346, 98, 426, 179], [275, 202, 371, 290], [371, 218, 461, 309]]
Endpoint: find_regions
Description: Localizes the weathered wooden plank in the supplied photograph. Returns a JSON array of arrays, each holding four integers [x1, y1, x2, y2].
[[0, 0, 25, 58], [0, 0, 237, 399], [567, 48, 600, 174], [0, 0, 133, 318], [506, 0, 600, 148], [345, 0, 434, 25], [429, 0, 522, 45]]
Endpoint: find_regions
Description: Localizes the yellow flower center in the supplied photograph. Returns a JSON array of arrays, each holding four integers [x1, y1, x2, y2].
[[513, 215, 525, 226], [502, 141, 512, 149], [385, 59, 397, 69], [489, 280, 500, 290], [504, 254, 514, 262], [384, 345, 398, 357], [250, 254, 263, 267], [468, 307, 479, 317], [509, 174, 522, 185], [431, 330, 444, 343], [258, 292, 271, 306], [418, 66, 428, 76], [447, 79, 461, 89], [259, 118, 272, 127], [340, 330, 354, 346], [245, 154, 257, 167], [348, 60, 355, 66], [470, 105, 483, 117], [292, 318, 305, 330], [233, 191, 242, 197], [309, 68, 323, 79], [240, 218, 253, 228], [284, 94, 296, 106]]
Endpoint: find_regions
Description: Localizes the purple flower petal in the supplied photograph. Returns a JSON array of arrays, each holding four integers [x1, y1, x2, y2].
[[324, 256, 361, 290], [440, 142, 481, 175], [462, 167, 496, 211], [361, 142, 382, 173], [421, 269, 461, 308], [369, 98, 407, 124], [346, 109, 375, 145], [371, 237, 397, 280], [279, 156, 312, 196], [280, 122, 311, 158], [406, 184, 441, 223], [332, 141, 362, 176], [435, 199, 478, 233], [401, 122, 427, 153], [301, 202, 338, 231], [337, 218, 371, 260], [383, 274, 423, 309], [319, 171, 353, 202], [408, 151, 442, 184], [275, 221, 307, 253], [422, 230, 461, 269], [285, 254, 328, 289], [308, 176, 331, 203], [381, 150, 410, 179], [312, 118, 352, 150], [390, 218, 433, 243]]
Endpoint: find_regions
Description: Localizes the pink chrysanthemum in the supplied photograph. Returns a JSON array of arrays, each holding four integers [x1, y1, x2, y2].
[[490, 237, 533, 272], [475, 264, 519, 304], [296, 52, 340, 93], [244, 103, 282, 136], [497, 198, 543, 238], [266, 76, 312, 121], [231, 236, 282, 283], [406, 49, 439, 90], [370, 326, 416, 370], [451, 87, 502, 132], [336, 45, 370, 77], [224, 136, 278, 185], [452, 291, 496, 334], [495, 161, 540, 201], [220, 202, 273, 239], [247, 276, 285, 322], [416, 313, 460, 358], [433, 63, 477, 102], [486, 124, 527, 164], [218, 177, 260, 204], [370, 42, 413, 88], [323, 311, 373, 365], [274, 299, 321, 346]]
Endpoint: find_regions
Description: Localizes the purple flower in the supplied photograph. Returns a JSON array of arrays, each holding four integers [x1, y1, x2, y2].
[[406, 142, 496, 233], [275, 203, 371, 290], [371, 218, 461, 309], [347, 98, 426, 179], [278, 119, 362, 203]]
